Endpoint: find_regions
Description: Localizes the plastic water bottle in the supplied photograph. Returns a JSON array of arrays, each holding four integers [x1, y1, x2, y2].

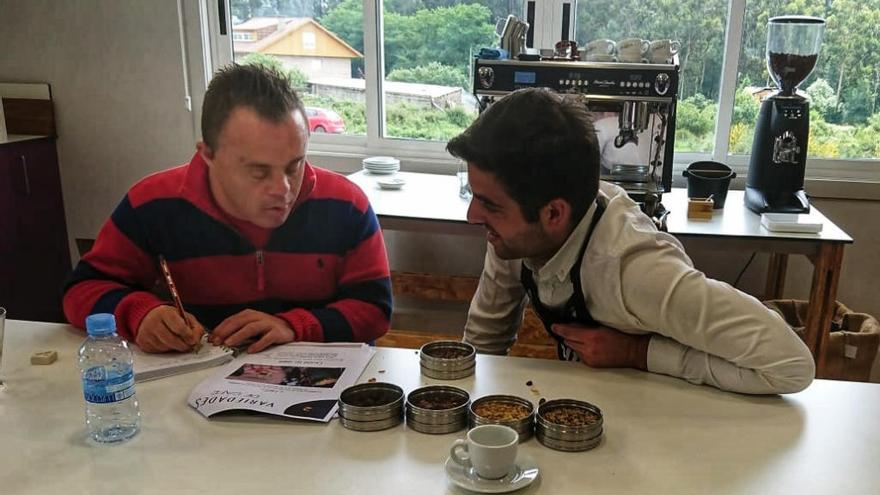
[[77, 313, 141, 443]]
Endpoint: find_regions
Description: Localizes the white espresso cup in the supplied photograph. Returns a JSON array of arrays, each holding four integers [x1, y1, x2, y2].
[[617, 38, 650, 63], [648, 39, 681, 64], [618, 38, 649, 56], [584, 39, 616, 55], [449, 424, 518, 480]]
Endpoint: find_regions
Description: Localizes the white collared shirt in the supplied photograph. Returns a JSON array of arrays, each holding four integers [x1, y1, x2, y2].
[[522, 201, 598, 310], [464, 182, 815, 394]]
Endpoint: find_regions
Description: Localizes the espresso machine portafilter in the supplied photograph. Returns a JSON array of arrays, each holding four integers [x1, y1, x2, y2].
[[615, 101, 649, 148]]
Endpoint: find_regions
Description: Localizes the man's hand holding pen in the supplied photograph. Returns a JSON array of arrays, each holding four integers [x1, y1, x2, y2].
[[136, 306, 206, 353], [136, 255, 205, 353]]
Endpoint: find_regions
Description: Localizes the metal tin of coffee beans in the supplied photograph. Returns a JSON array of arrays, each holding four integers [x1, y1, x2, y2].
[[468, 394, 535, 442], [338, 382, 404, 432], [536, 398, 604, 451], [419, 341, 476, 380], [405, 385, 470, 434]]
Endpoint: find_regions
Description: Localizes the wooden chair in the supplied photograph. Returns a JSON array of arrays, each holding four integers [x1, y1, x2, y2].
[[377, 271, 557, 359]]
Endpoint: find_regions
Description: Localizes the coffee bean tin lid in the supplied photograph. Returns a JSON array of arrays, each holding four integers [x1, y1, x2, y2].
[[420, 341, 476, 367], [338, 382, 404, 422], [406, 385, 470, 434], [468, 394, 535, 442], [536, 398, 604, 450]]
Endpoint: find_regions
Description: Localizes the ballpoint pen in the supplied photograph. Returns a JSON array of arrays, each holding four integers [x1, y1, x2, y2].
[[158, 255, 201, 352]]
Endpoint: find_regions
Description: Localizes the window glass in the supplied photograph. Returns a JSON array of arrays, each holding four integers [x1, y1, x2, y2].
[[380, 1, 520, 141], [577, 0, 730, 154], [729, 0, 880, 159], [230, 0, 366, 136]]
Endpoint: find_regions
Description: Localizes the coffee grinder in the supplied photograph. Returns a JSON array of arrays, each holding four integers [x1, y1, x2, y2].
[[745, 16, 825, 214]]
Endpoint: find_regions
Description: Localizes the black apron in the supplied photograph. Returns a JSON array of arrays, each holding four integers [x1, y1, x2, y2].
[[520, 202, 606, 361]]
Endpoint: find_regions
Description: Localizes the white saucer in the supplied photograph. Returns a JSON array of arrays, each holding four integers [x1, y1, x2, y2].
[[445, 455, 539, 493], [365, 167, 400, 175], [377, 177, 406, 190]]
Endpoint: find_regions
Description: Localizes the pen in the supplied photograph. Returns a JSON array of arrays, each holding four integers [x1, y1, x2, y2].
[[158, 255, 201, 352]]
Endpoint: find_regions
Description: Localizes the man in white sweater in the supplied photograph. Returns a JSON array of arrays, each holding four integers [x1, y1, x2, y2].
[[447, 88, 814, 394]]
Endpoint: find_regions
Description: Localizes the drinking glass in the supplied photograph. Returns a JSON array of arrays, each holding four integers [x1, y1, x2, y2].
[[457, 161, 472, 200]]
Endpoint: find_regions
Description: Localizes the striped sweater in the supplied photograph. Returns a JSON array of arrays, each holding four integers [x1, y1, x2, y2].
[[63, 153, 391, 343]]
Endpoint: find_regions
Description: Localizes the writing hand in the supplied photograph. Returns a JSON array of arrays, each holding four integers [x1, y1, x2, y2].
[[210, 309, 296, 353], [136, 305, 206, 353], [552, 323, 650, 370]]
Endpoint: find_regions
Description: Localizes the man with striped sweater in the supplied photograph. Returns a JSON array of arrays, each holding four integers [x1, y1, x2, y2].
[[63, 64, 391, 354]]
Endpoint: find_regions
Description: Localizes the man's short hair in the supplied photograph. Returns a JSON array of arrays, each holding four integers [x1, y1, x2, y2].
[[201, 63, 307, 150], [446, 88, 600, 224]]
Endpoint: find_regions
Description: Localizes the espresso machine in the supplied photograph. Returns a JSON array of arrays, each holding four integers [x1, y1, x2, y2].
[[745, 16, 825, 214], [473, 58, 679, 218]]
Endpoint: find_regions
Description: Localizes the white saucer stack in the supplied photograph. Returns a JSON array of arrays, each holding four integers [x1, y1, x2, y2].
[[362, 156, 400, 175]]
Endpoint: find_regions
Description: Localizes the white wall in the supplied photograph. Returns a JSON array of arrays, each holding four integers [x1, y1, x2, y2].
[[2, 0, 879, 321], [0, 0, 198, 259]]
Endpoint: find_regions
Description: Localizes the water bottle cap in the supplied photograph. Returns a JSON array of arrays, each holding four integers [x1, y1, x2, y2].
[[85, 313, 117, 336]]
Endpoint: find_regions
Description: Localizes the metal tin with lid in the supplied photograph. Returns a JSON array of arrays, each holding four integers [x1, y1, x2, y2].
[[536, 399, 604, 451], [419, 341, 476, 380], [468, 394, 535, 442], [405, 385, 470, 434], [338, 382, 404, 432]]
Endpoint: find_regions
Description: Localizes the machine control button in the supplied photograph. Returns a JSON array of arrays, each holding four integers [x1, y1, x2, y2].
[[655, 73, 670, 95], [477, 67, 495, 89]]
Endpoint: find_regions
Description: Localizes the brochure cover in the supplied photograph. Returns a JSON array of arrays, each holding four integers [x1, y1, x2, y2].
[[187, 342, 375, 422]]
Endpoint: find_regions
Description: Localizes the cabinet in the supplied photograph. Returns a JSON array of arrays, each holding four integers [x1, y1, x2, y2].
[[0, 137, 71, 321]]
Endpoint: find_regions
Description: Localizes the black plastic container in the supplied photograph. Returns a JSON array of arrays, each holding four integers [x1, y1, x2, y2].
[[683, 161, 736, 209]]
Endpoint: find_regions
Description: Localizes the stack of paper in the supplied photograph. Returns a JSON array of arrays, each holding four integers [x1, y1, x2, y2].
[[132, 337, 234, 382]]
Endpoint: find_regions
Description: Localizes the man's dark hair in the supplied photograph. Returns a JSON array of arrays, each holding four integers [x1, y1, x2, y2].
[[201, 63, 307, 150], [447, 88, 600, 224]]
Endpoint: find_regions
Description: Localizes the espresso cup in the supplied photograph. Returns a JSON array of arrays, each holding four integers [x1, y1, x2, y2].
[[449, 424, 518, 480], [584, 39, 615, 55], [648, 39, 681, 63], [617, 38, 649, 57]]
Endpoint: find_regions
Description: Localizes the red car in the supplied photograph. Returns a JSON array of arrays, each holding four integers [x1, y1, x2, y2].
[[305, 107, 345, 133]]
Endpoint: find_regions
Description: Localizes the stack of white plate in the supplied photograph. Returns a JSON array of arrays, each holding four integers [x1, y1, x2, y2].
[[363, 156, 400, 175]]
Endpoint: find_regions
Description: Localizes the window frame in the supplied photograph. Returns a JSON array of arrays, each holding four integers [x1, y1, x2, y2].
[[196, 0, 878, 187]]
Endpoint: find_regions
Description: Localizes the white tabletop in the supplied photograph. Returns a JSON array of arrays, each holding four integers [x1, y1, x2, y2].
[[348, 171, 852, 244], [2, 320, 879, 494], [349, 170, 471, 222], [662, 189, 852, 243]]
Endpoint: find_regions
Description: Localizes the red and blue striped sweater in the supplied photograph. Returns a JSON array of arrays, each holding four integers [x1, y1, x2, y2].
[[63, 153, 391, 343]]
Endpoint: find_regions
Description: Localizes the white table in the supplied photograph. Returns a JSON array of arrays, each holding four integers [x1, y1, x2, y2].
[[348, 171, 853, 376], [3, 320, 878, 494]]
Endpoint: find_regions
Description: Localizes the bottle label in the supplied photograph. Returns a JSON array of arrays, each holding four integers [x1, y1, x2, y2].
[[82, 366, 136, 404]]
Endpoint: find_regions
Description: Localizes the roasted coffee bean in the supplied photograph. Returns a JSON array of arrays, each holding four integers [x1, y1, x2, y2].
[[412, 393, 467, 410], [427, 347, 471, 359], [544, 406, 600, 427], [473, 401, 530, 422]]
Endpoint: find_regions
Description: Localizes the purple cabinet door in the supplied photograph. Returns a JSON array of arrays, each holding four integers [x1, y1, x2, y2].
[[2, 138, 71, 321]]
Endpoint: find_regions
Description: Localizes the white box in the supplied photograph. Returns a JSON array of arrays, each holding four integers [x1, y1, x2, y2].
[[760, 213, 823, 233]]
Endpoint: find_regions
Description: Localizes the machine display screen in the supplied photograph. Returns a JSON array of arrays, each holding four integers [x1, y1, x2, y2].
[[514, 71, 537, 84]]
